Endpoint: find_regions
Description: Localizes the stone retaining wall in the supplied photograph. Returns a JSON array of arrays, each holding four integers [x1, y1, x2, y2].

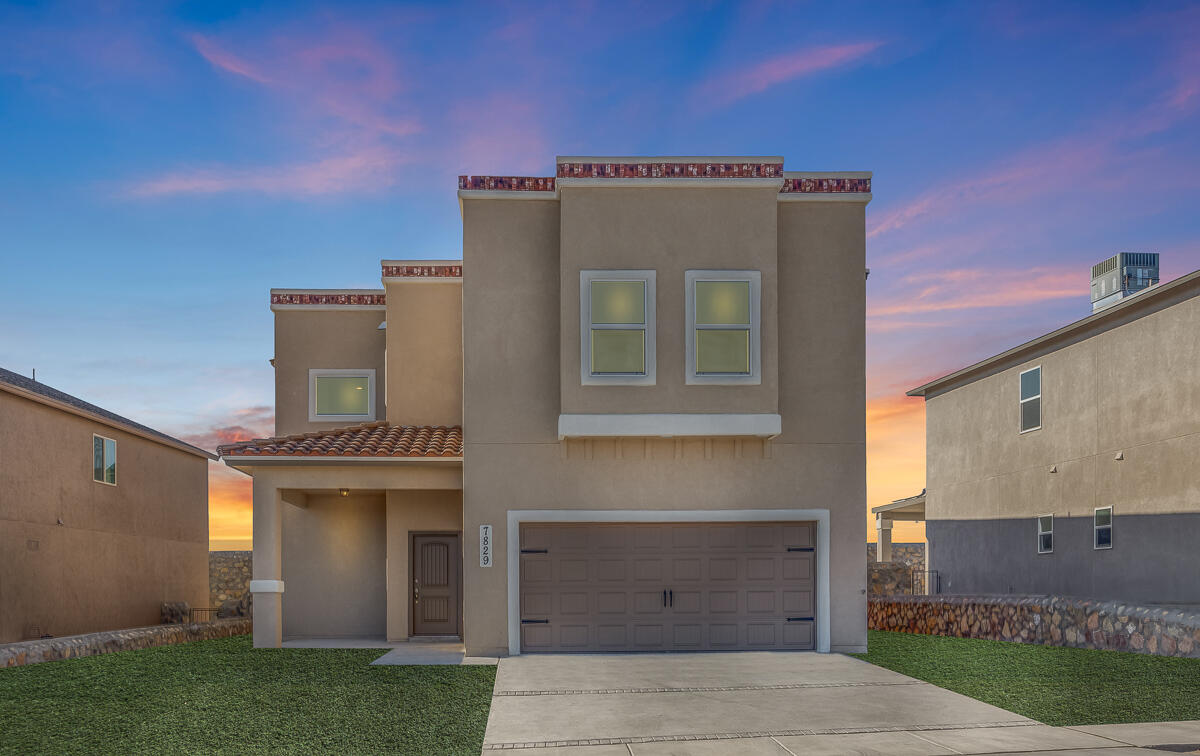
[[869, 595, 1200, 658], [868, 563, 913, 597], [867, 542, 925, 570], [0, 618, 252, 668], [209, 550, 252, 606]]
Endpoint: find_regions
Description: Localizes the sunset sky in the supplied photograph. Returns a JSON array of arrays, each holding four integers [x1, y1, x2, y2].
[[2, 2, 1198, 550]]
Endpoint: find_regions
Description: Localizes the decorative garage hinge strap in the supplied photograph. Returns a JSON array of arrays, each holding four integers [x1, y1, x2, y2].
[[520, 549, 549, 554], [786, 547, 814, 552], [786, 617, 815, 622], [520, 619, 549, 624]]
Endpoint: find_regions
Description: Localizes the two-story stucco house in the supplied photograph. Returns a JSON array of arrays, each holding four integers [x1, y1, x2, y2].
[[0, 367, 212, 642], [908, 260, 1200, 603], [218, 156, 871, 655]]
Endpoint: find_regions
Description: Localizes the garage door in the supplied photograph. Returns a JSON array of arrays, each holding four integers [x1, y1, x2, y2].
[[519, 522, 815, 652]]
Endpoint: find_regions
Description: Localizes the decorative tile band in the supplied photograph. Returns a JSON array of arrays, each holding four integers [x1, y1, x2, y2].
[[557, 161, 785, 179], [270, 292, 386, 306], [781, 177, 871, 193], [381, 263, 463, 278], [458, 176, 556, 191]]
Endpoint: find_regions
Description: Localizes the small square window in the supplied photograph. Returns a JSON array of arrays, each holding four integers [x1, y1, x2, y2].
[[93, 434, 116, 485], [580, 270, 656, 385], [1019, 366, 1041, 433], [1037, 515, 1053, 554], [1094, 507, 1113, 549], [686, 270, 761, 385], [309, 369, 376, 422]]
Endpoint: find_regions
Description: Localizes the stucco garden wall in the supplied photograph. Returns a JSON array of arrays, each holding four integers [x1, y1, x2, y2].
[[209, 551, 252, 606], [869, 595, 1200, 658]]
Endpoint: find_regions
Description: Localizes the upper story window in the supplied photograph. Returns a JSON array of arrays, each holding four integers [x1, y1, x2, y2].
[[309, 368, 376, 422], [685, 270, 761, 385], [1094, 507, 1113, 549], [1037, 515, 1053, 554], [93, 434, 116, 485], [580, 270, 656, 386], [1019, 366, 1041, 433]]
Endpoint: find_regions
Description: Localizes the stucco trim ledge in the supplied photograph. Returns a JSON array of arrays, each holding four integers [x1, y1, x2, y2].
[[249, 580, 284, 593], [557, 413, 782, 439]]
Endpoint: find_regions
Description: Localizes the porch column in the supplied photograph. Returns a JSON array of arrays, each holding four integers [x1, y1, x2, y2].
[[876, 514, 893, 563], [251, 479, 284, 648]]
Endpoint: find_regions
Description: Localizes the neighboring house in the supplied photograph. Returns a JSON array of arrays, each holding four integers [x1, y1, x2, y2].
[[0, 367, 213, 642], [219, 156, 871, 655], [907, 258, 1200, 603]]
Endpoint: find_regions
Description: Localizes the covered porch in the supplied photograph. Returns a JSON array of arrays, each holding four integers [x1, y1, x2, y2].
[[872, 489, 926, 563], [218, 423, 464, 648]]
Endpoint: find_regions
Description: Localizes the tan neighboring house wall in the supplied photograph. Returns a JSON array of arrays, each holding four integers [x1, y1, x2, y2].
[[0, 373, 211, 643], [910, 271, 1200, 602]]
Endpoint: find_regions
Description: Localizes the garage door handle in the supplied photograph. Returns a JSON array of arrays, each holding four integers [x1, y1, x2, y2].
[[669, 590, 673, 607], [663, 589, 667, 607], [787, 617, 814, 622]]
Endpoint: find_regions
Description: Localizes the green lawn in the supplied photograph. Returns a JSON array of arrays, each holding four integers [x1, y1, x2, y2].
[[854, 630, 1200, 727], [0, 635, 495, 756]]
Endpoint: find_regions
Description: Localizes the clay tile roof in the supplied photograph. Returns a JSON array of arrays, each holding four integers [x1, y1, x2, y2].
[[216, 422, 462, 459]]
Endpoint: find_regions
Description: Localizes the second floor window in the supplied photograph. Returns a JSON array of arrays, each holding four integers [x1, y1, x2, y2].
[[686, 270, 761, 385], [309, 369, 376, 422], [1019, 366, 1041, 433], [93, 434, 116, 485], [580, 270, 656, 385]]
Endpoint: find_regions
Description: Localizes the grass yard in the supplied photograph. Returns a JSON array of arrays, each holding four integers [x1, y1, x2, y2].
[[854, 630, 1200, 727], [0, 634, 495, 755]]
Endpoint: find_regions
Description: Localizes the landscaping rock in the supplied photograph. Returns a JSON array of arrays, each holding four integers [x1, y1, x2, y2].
[[160, 602, 190, 624]]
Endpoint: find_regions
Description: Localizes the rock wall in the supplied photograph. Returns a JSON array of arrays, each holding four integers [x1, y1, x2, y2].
[[869, 563, 913, 596], [1, 618, 252, 668], [209, 551, 252, 607], [869, 595, 1200, 658], [866, 542, 925, 570]]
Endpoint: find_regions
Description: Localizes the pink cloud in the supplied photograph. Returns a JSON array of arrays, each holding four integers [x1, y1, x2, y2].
[[178, 405, 275, 451], [128, 145, 409, 197], [867, 266, 1084, 318], [695, 41, 882, 108]]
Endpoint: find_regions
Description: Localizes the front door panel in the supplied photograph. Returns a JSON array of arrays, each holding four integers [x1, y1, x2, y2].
[[412, 534, 461, 636]]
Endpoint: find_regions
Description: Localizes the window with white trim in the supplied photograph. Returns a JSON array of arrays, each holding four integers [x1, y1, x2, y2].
[[685, 270, 761, 385], [93, 434, 116, 485], [580, 270, 656, 385], [1037, 515, 1053, 554], [309, 369, 376, 422], [1019, 366, 1041, 433], [1094, 506, 1113, 549]]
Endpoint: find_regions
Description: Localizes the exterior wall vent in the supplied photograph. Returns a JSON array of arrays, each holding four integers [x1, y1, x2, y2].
[[1090, 253, 1159, 312]]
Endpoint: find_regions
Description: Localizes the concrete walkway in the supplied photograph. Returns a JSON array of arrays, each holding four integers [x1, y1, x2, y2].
[[481, 652, 1199, 754]]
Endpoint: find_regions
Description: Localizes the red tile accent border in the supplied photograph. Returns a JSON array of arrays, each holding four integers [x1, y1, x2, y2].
[[558, 161, 785, 179], [381, 263, 463, 278], [780, 176, 871, 193], [270, 292, 386, 307], [458, 176, 556, 191]]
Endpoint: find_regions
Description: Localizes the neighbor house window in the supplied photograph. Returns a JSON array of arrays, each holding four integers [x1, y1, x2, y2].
[[685, 270, 761, 385], [1094, 507, 1113, 549], [580, 270, 656, 385], [93, 434, 116, 485], [1019, 366, 1041, 432], [308, 369, 376, 422], [1037, 515, 1053, 554]]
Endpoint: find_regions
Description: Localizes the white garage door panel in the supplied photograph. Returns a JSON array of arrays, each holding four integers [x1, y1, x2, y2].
[[519, 522, 816, 652]]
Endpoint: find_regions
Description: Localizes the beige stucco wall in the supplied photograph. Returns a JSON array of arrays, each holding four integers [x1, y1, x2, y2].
[[384, 281, 463, 426], [925, 292, 1200, 522], [385, 489, 463, 640], [558, 186, 779, 414], [460, 192, 867, 656], [281, 492, 386, 639], [0, 392, 208, 642], [273, 308, 387, 436]]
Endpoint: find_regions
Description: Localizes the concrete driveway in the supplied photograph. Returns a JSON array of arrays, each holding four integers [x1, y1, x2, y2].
[[480, 652, 1168, 754]]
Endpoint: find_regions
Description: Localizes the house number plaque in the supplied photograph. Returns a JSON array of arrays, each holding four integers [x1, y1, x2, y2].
[[479, 524, 493, 567]]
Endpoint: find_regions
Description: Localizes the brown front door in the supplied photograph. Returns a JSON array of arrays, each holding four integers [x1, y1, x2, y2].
[[411, 533, 461, 636]]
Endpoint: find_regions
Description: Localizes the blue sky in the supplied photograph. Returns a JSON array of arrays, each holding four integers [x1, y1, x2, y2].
[[1, 1, 1197, 546]]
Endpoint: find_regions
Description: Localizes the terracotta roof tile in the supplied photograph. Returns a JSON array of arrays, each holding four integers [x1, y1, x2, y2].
[[217, 422, 462, 458]]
